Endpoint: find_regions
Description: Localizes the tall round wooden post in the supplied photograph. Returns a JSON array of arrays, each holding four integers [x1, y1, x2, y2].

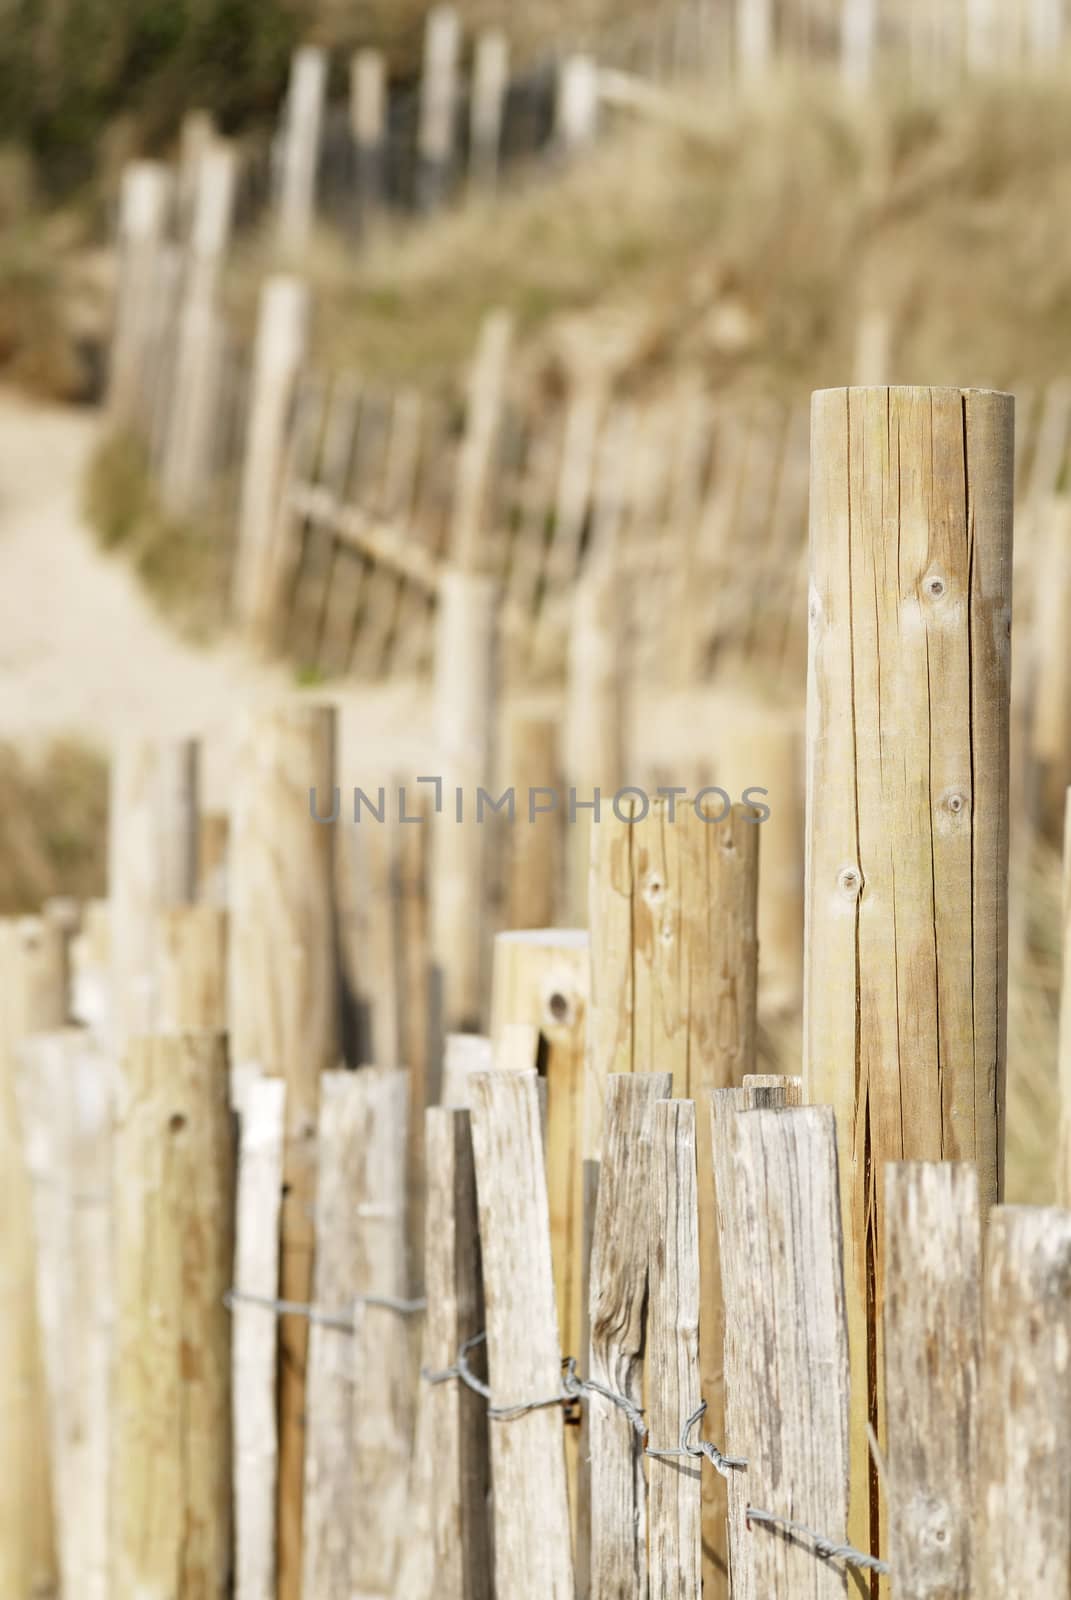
[[229, 701, 338, 1600], [805, 386, 1013, 1562]]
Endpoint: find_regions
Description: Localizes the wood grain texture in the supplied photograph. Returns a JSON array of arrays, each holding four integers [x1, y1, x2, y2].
[[585, 796, 759, 1596], [883, 1163, 981, 1600], [233, 1073, 286, 1600], [468, 1068, 575, 1599], [0, 916, 66, 1600], [228, 700, 337, 1600], [648, 1098, 702, 1600], [588, 1072, 671, 1598], [806, 387, 1013, 1557], [17, 1029, 114, 1600], [490, 930, 590, 1369], [975, 1204, 1071, 1596], [302, 1072, 366, 1599], [425, 1107, 491, 1598], [349, 1068, 412, 1600], [710, 1098, 850, 1599], [113, 1032, 234, 1600]]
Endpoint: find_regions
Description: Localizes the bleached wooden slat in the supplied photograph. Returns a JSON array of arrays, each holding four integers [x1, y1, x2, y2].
[[113, 1033, 234, 1599], [647, 1098, 702, 1599], [426, 1107, 492, 1597], [710, 1098, 850, 1599], [18, 1029, 114, 1600], [232, 1073, 286, 1600], [468, 1069, 575, 1599], [349, 1067, 413, 1600], [0, 916, 66, 1600], [975, 1205, 1071, 1595], [883, 1163, 981, 1598], [302, 1072, 368, 1597], [588, 1072, 671, 1597]]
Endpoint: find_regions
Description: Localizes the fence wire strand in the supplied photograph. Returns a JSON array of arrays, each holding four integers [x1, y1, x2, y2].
[[226, 1291, 891, 1579]]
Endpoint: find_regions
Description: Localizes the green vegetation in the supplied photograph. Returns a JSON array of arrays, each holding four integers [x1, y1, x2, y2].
[[0, 740, 108, 914], [83, 430, 230, 636]]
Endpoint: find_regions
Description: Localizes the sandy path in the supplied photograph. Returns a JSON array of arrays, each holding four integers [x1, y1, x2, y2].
[[0, 391, 430, 798]]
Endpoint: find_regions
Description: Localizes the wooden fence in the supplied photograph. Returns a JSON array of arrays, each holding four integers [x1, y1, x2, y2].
[[108, 158, 1071, 708], [8, 382, 1071, 1597]]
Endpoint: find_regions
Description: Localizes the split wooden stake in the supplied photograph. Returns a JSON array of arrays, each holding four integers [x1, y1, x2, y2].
[[113, 1032, 234, 1599], [588, 1073, 671, 1597], [349, 1067, 412, 1600], [975, 1205, 1071, 1595], [710, 1098, 850, 1599], [586, 795, 759, 1595], [468, 1069, 575, 1599], [883, 1163, 982, 1598], [17, 1029, 114, 1600], [0, 916, 67, 1600], [424, 1107, 491, 1597], [647, 1098, 702, 1600], [233, 1074, 287, 1600], [228, 701, 338, 1600]]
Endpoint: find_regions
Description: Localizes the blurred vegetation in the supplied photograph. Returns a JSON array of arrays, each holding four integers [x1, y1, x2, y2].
[[219, 69, 1071, 403], [84, 430, 230, 636], [0, 0, 634, 196], [0, 740, 108, 914]]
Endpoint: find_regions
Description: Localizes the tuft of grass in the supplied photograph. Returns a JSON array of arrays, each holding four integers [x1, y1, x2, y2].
[[83, 430, 231, 639], [0, 741, 108, 916]]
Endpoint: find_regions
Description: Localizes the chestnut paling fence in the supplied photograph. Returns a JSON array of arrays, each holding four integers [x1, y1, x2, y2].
[[7, 380, 1071, 1598]]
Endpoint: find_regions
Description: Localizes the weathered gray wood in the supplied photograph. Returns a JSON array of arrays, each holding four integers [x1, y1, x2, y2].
[[588, 1072, 671, 1597], [426, 1107, 491, 1597], [468, 1069, 575, 1598], [647, 1098, 702, 1600], [975, 1205, 1071, 1596], [232, 1073, 286, 1600], [302, 1072, 367, 1598], [440, 1032, 493, 1106], [227, 696, 338, 1593], [710, 1097, 850, 1599], [883, 1162, 981, 1599], [350, 1067, 412, 1600]]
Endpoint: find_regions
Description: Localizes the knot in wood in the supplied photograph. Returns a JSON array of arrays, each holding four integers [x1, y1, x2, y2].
[[923, 573, 947, 600], [837, 865, 862, 900]]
